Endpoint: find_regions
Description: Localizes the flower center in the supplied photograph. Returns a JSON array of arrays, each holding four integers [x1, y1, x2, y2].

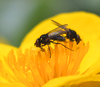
[[0, 40, 89, 87]]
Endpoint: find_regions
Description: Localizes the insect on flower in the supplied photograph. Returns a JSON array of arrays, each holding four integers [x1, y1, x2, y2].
[[34, 20, 74, 58], [51, 20, 81, 44]]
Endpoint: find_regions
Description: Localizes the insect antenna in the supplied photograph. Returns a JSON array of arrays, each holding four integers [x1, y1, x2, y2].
[[50, 41, 74, 51]]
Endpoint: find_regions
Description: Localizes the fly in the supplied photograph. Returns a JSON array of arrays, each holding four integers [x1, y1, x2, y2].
[[34, 21, 73, 58]]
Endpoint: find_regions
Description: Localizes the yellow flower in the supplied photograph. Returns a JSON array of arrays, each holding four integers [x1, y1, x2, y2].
[[0, 11, 100, 87]]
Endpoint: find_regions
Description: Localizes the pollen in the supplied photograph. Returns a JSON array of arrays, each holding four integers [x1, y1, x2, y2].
[[0, 40, 89, 87]]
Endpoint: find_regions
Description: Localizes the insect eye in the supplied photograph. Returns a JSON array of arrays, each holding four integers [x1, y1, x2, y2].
[[35, 39, 40, 47]]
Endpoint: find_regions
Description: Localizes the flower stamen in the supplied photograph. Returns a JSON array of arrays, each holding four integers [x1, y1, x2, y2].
[[0, 40, 90, 87]]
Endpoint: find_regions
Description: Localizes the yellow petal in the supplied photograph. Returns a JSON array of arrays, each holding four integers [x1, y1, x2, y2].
[[43, 74, 100, 87], [0, 43, 18, 73], [0, 74, 26, 87], [0, 43, 17, 70], [0, 43, 17, 57], [0, 43, 18, 81], [20, 11, 100, 74], [0, 82, 26, 87]]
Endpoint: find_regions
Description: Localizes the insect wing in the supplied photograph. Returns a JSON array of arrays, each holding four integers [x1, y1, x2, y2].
[[51, 20, 62, 26], [51, 20, 69, 31], [48, 26, 67, 39]]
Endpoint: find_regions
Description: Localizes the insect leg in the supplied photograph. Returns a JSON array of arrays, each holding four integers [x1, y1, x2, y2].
[[48, 45, 51, 58], [50, 41, 73, 51], [40, 45, 45, 52], [41, 44, 51, 58]]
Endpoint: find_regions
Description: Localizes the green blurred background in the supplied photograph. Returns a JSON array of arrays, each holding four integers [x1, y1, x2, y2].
[[0, 0, 100, 47]]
